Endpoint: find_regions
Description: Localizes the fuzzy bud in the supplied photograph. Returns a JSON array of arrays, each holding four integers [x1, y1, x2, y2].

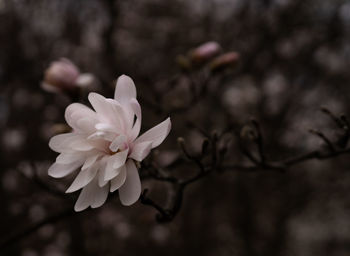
[[42, 58, 94, 93], [189, 41, 221, 64], [210, 52, 240, 72]]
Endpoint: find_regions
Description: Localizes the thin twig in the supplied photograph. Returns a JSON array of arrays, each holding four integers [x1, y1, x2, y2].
[[309, 129, 335, 152]]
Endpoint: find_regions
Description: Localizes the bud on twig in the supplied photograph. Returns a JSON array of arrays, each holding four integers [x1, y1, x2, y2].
[[189, 41, 221, 64], [41, 58, 95, 94], [210, 52, 240, 72], [177, 137, 185, 145]]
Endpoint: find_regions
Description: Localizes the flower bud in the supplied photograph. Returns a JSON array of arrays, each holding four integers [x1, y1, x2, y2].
[[42, 58, 94, 93], [189, 41, 221, 64], [210, 52, 240, 72]]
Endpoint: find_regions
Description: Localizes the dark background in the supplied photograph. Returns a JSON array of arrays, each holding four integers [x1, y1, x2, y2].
[[1, 0, 350, 255]]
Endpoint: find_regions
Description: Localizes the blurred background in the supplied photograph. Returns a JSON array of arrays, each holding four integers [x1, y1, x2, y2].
[[1, 0, 350, 255]]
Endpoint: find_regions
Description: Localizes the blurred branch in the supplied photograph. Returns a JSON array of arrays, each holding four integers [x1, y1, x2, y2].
[[139, 109, 350, 222], [0, 208, 74, 250]]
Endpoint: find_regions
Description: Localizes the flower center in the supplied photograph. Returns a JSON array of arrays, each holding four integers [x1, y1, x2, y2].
[[109, 148, 120, 155]]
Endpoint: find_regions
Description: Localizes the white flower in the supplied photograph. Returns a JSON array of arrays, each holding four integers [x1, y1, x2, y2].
[[48, 75, 171, 211]]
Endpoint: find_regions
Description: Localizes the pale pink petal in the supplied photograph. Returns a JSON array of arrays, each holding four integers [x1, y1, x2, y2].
[[104, 150, 128, 181], [65, 103, 97, 131], [70, 139, 94, 151], [114, 75, 136, 103], [91, 183, 109, 208], [109, 135, 127, 153], [74, 177, 109, 211], [119, 160, 141, 206], [105, 165, 124, 182], [75, 118, 96, 134], [95, 123, 116, 132], [88, 139, 110, 153], [88, 92, 108, 114], [111, 149, 129, 168], [49, 133, 76, 153], [110, 165, 127, 192], [134, 117, 171, 148], [128, 98, 142, 141], [56, 152, 85, 164], [82, 154, 101, 170], [66, 164, 99, 193], [74, 181, 96, 211], [114, 75, 137, 129], [87, 131, 115, 142], [50, 134, 93, 153], [48, 161, 83, 178], [97, 156, 109, 187], [94, 123, 119, 140], [98, 168, 108, 187], [106, 98, 128, 129], [88, 93, 122, 129], [129, 141, 152, 161]]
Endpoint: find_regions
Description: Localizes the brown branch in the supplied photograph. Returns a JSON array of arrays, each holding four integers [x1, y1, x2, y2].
[[140, 112, 350, 223]]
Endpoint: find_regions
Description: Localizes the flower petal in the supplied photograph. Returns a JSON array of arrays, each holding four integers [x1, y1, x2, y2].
[[65, 103, 97, 131], [74, 180, 97, 211], [91, 183, 109, 208], [82, 154, 101, 170], [87, 131, 115, 142], [129, 98, 142, 141], [112, 150, 129, 168], [75, 117, 96, 134], [119, 160, 141, 206], [48, 161, 82, 178], [66, 164, 99, 193], [114, 75, 136, 104], [50, 133, 94, 153], [129, 141, 152, 162], [105, 165, 124, 182], [74, 177, 109, 211], [49, 133, 75, 153], [95, 123, 116, 132], [70, 139, 94, 151], [105, 98, 128, 132], [88, 93, 123, 130], [56, 152, 85, 165], [134, 117, 171, 148], [97, 156, 109, 187], [109, 134, 127, 153], [110, 165, 127, 192], [114, 75, 137, 129], [104, 150, 128, 181], [88, 92, 109, 115]]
